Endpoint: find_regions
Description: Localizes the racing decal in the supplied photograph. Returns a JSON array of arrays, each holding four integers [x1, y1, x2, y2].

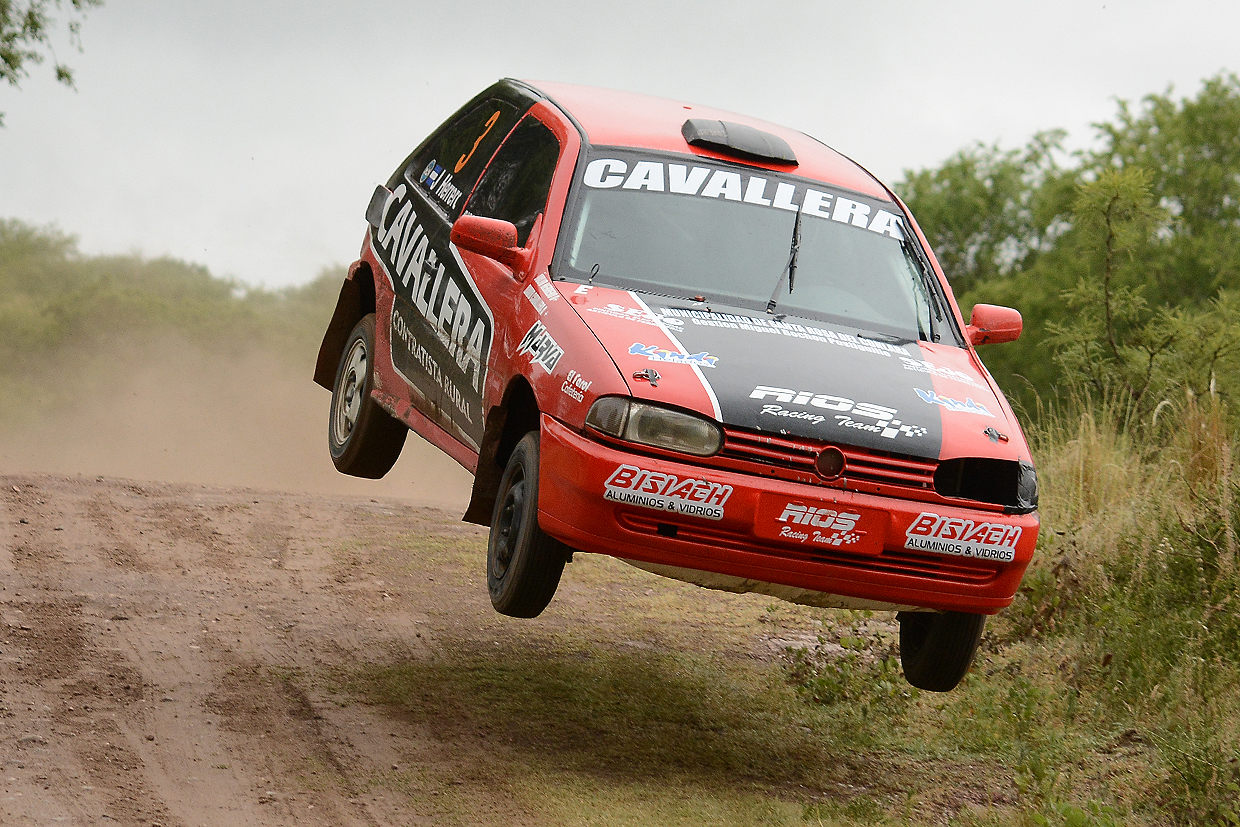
[[900, 355, 987, 389], [517, 321, 564, 372], [523, 283, 548, 315], [374, 184, 491, 389], [629, 343, 718, 368], [627, 294, 724, 419], [659, 308, 905, 358], [904, 512, 1021, 562], [418, 159, 465, 211], [774, 503, 864, 547], [560, 369, 592, 402], [455, 109, 501, 172], [915, 388, 995, 417], [752, 495, 881, 552], [587, 303, 676, 328], [391, 306, 474, 424], [534, 273, 560, 304], [750, 386, 928, 441], [603, 464, 732, 520], [583, 156, 905, 239], [371, 182, 494, 448]]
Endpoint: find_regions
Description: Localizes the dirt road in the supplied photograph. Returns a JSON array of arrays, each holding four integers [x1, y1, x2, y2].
[[4, 472, 919, 827]]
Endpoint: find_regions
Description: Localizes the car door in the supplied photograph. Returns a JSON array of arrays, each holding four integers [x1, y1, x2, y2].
[[370, 96, 525, 452], [455, 112, 566, 409]]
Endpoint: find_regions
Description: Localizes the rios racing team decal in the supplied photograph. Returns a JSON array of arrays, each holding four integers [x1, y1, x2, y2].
[[604, 464, 732, 520], [750, 385, 928, 441], [904, 513, 1021, 562], [775, 503, 864, 548]]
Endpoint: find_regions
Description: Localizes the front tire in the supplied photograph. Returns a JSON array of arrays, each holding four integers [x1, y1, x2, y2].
[[487, 432, 567, 618], [328, 314, 407, 478], [897, 611, 986, 692]]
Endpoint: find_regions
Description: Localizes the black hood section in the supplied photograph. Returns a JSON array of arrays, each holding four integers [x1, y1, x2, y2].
[[646, 298, 946, 459]]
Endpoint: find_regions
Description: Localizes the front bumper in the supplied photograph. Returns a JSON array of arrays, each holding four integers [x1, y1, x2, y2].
[[537, 415, 1038, 614]]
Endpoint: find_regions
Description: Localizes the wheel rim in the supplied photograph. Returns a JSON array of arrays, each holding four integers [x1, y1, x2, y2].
[[492, 466, 527, 580], [332, 337, 368, 447]]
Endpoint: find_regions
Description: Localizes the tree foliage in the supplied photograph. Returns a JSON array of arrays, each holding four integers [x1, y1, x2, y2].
[[0, 0, 103, 125], [898, 130, 1077, 293], [898, 72, 1240, 422]]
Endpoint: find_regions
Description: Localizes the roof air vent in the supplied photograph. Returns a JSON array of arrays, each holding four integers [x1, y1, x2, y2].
[[681, 119, 797, 165]]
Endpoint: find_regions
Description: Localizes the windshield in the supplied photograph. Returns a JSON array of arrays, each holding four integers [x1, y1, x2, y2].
[[558, 148, 957, 344]]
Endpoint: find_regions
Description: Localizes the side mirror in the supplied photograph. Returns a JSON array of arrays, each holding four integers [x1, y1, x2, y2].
[[966, 304, 1022, 345], [450, 215, 529, 271]]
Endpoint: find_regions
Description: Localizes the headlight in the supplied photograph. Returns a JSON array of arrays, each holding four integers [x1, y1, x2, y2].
[[585, 397, 723, 457]]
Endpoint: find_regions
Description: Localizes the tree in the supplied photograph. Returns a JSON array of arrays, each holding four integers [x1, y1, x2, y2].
[[896, 131, 1077, 294], [1, 0, 103, 125], [1093, 73, 1240, 308], [896, 72, 1240, 419]]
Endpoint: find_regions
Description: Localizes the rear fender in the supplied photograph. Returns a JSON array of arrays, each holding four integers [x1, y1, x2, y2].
[[313, 260, 376, 389]]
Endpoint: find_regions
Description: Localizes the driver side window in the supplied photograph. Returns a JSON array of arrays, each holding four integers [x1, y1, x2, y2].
[[466, 115, 562, 247]]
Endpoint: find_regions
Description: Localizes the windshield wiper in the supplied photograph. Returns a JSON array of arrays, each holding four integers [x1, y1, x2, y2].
[[766, 208, 802, 314], [898, 221, 945, 342]]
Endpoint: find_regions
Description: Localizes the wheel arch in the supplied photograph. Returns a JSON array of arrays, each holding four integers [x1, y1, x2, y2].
[[313, 260, 378, 389], [463, 375, 541, 526]]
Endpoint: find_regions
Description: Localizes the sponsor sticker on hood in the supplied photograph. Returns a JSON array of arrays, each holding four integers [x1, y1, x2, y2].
[[915, 388, 995, 417], [751, 386, 929, 442]]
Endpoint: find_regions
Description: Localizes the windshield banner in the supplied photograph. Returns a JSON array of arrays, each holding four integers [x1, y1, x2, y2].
[[580, 149, 906, 239]]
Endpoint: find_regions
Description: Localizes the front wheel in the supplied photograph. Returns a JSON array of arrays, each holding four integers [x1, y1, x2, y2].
[[328, 314, 407, 478], [897, 611, 986, 692], [487, 432, 568, 618]]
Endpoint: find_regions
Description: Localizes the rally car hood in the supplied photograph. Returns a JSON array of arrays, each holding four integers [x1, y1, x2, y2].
[[562, 284, 1027, 462]]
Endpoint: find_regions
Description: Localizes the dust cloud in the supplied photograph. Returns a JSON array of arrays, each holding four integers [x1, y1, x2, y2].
[[0, 340, 474, 510]]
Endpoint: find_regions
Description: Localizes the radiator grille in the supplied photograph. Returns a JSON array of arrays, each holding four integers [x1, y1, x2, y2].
[[715, 428, 938, 495]]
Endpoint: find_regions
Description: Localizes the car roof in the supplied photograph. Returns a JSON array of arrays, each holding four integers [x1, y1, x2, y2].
[[523, 80, 892, 200]]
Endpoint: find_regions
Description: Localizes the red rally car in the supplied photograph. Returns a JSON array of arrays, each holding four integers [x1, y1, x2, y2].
[[314, 79, 1039, 692]]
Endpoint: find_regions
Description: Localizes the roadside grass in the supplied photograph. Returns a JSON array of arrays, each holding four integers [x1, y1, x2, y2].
[[346, 632, 932, 827], [334, 394, 1240, 826]]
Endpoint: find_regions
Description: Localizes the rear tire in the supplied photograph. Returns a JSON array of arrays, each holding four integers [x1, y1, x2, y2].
[[328, 314, 407, 478], [897, 611, 986, 692], [487, 432, 567, 618]]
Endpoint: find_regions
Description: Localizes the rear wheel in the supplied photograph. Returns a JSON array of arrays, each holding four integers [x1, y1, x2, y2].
[[328, 314, 407, 478], [487, 432, 567, 618], [897, 610, 986, 692]]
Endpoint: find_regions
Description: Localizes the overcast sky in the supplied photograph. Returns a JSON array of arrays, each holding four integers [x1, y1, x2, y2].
[[1, 0, 1237, 289]]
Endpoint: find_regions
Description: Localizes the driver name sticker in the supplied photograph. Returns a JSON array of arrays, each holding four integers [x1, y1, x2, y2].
[[604, 464, 731, 520]]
